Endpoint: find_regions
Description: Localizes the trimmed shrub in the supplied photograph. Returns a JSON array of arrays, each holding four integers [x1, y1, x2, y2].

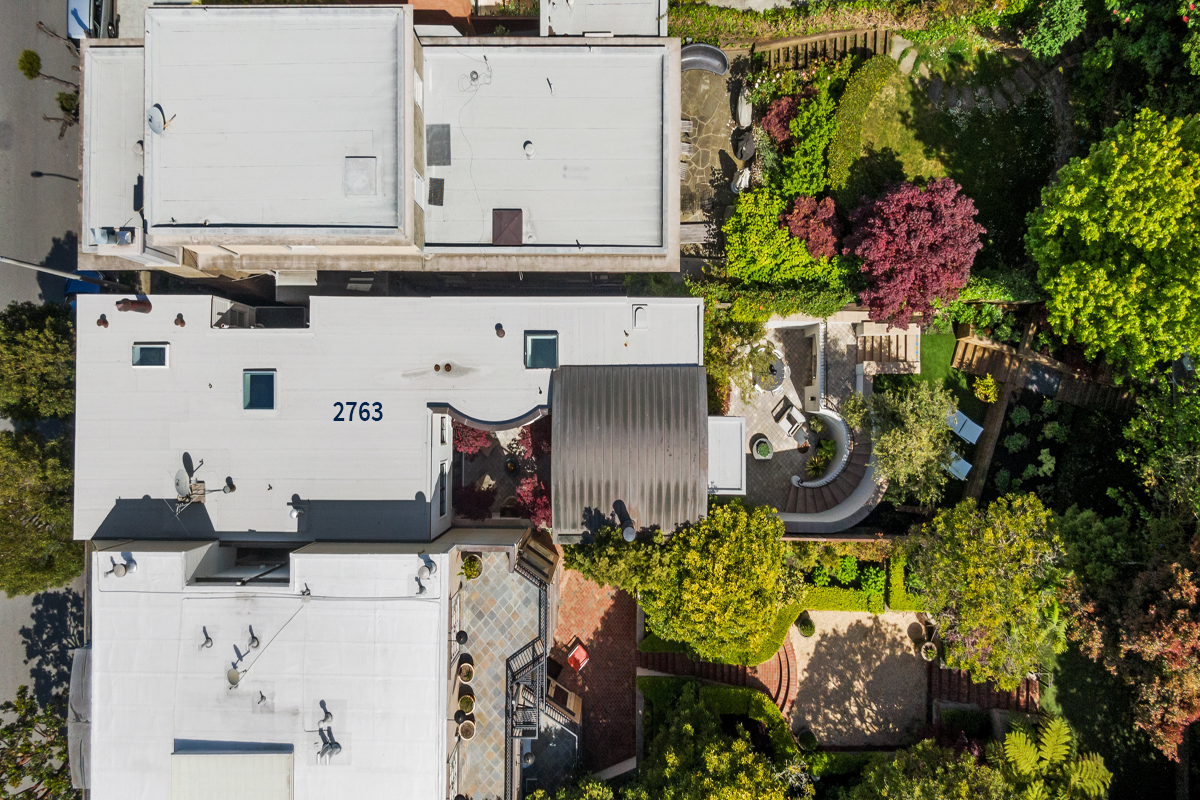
[[797, 614, 816, 637], [867, 593, 885, 614], [1003, 432, 1029, 453], [827, 56, 898, 195], [800, 584, 871, 612], [861, 565, 885, 597], [1010, 406, 1031, 427], [762, 95, 802, 143], [699, 684, 801, 764], [783, 196, 842, 260], [779, 90, 838, 197], [887, 556, 925, 612], [835, 554, 859, 585]]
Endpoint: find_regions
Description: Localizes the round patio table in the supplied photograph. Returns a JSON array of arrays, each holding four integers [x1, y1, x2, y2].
[[754, 354, 787, 394]]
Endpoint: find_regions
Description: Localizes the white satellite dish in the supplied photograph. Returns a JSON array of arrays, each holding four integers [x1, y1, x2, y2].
[[147, 104, 166, 135], [175, 469, 191, 498], [227, 668, 241, 687]]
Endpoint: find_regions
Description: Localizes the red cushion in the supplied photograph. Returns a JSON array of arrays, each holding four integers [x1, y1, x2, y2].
[[567, 643, 590, 671]]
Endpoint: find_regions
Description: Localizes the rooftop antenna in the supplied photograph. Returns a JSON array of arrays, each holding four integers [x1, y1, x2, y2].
[[247, 626, 260, 650], [201, 626, 213, 649], [319, 700, 334, 725]]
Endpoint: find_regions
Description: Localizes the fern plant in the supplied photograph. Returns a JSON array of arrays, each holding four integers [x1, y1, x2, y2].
[[993, 716, 1112, 799]]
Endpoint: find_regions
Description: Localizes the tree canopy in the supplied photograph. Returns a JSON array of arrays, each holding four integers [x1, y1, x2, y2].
[[564, 502, 785, 664], [626, 682, 789, 800], [1026, 109, 1200, 375], [994, 716, 1112, 799], [866, 383, 958, 507], [846, 178, 984, 329], [0, 302, 75, 422], [905, 495, 1065, 690], [844, 740, 1012, 800], [0, 686, 76, 800], [0, 432, 80, 598]]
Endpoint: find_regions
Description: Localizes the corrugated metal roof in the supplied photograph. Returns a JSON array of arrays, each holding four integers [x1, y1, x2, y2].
[[551, 366, 708, 542]]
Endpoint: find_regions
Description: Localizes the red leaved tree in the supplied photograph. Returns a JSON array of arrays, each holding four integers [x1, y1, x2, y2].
[[516, 476, 552, 530], [783, 196, 842, 260], [516, 416, 552, 461], [762, 95, 802, 143], [453, 420, 492, 457], [1072, 562, 1200, 760], [846, 178, 984, 328]]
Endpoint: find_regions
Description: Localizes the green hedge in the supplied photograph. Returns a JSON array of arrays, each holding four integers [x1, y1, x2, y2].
[[798, 584, 871, 611], [827, 56, 898, 195], [638, 631, 689, 654], [887, 555, 926, 612], [637, 677, 800, 765], [699, 685, 800, 764]]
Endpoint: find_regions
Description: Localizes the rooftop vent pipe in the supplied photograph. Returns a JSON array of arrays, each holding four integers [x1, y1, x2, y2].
[[115, 298, 151, 313]]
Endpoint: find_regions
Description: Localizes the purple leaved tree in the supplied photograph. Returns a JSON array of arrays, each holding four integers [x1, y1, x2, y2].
[[846, 179, 985, 328]]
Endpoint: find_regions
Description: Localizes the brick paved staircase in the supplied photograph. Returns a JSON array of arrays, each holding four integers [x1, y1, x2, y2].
[[751, 29, 892, 70], [784, 434, 871, 514], [931, 666, 1039, 714], [637, 638, 799, 712]]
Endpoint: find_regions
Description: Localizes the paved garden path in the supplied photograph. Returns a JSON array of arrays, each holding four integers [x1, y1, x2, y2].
[[788, 610, 929, 747]]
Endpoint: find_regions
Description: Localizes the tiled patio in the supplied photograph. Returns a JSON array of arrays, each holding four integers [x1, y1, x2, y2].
[[680, 64, 739, 226], [728, 325, 818, 512], [456, 552, 541, 799], [549, 571, 638, 773]]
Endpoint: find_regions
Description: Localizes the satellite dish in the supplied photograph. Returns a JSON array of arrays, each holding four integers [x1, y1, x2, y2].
[[112, 563, 127, 578], [174, 469, 191, 497], [147, 104, 166, 135], [418, 565, 431, 580], [227, 668, 241, 687]]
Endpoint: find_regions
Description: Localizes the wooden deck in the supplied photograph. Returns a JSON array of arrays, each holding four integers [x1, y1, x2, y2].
[[741, 29, 892, 69]]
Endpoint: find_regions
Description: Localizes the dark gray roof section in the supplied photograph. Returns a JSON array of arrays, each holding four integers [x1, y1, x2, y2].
[[551, 365, 708, 543]]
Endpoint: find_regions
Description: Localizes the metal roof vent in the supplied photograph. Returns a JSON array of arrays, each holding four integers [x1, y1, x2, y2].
[[492, 209, 522, 246]]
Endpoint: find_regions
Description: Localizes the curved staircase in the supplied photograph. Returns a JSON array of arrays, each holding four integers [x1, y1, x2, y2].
[[637, 637, 799, 712], [784, 433, 871, 515]]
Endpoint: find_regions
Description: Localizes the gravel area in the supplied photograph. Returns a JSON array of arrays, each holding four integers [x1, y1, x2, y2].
[[788, 611, 929, 747]]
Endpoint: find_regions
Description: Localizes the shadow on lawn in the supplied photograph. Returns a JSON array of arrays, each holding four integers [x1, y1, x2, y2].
[[789, 615, 927, 747]]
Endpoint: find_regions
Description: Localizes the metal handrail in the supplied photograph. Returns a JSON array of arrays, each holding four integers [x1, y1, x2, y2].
[[504, 562, 550, 800]]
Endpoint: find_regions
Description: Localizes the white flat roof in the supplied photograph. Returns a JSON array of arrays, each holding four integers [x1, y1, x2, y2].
[[143, 7, 407, 235], [81, 45, 144, 244], [421, 45, 668, 249], [74, 295, 703, 542], [89, 544, 448, 800], [542, 0, 668, 36]]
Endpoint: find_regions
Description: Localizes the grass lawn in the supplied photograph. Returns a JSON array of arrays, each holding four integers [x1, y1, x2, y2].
[[874, 332, 986, 423], [846, 46, 1057, 276]]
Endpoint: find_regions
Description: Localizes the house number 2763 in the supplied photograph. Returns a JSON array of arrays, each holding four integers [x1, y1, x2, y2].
[[334, 402, 383, 421]]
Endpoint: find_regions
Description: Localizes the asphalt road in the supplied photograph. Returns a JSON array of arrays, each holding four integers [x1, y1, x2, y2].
[[0, 0, 79, 307], [0, 0, 81, 708]]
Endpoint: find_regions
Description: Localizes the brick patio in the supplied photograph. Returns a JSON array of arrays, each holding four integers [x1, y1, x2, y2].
[[550, 571, 638, 772]]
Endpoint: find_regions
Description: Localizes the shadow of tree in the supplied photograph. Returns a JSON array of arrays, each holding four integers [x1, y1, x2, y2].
[[1052, 646, 1174, 800], [20, 587, 83, 705], [789, 616, 927, 747], [840, 146, 907, 210], [550, 578, 638, 773]]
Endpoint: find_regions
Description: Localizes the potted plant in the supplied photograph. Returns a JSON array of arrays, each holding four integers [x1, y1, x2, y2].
[[458, 662, 475, 684], [460, 553, 482, 580], [459, 694, 475, 714], [751, 435, 773, 461], [458, 719, 476, 741], [921, 642, 938, 662], [796, 612, 815, 638]]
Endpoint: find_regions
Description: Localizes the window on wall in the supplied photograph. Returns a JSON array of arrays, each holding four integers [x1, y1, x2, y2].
[[440, 416, 447, 445], [132, 343, 168, 367], [524, 332, 558, 369], [243, 371, 276, 410], [438, 463, 447, 517]]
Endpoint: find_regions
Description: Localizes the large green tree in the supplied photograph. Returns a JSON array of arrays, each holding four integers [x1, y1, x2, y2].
[[1026, 109, 1200, 375], [627, 682, 789, 800], [866, 383, 957, 507], [1119, 382, 1200, 522], [0, 686, 77, 800], [565, 503, 785, 664], [0, 302, 75, 421], [0, 432, 80, 597], [844, 740, 1013, 800], [905, 495, 1066, 690]]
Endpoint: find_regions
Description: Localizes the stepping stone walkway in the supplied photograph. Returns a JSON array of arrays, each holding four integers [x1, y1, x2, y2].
[[884, 37, 1046, 116]]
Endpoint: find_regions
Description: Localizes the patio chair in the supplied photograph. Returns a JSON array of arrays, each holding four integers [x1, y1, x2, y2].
[[566, 640, 590, 672], [946, 410, 983, 445], [942, 452, 972, 481], [774, 397, 805, 438]]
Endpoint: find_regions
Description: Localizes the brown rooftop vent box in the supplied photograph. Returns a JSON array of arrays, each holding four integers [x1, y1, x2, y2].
[[492, 209, 523, 246]]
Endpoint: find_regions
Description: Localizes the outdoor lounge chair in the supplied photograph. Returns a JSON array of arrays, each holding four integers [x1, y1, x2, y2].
[[946, 410, 984, 444], [567, 641, 590, 672], [774, 398, 805, 438], [943, 452, 972, 481]]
